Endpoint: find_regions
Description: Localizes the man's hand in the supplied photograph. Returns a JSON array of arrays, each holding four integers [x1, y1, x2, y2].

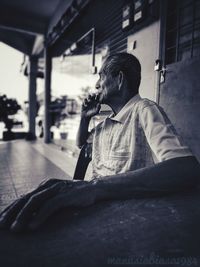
[[0, 178, 95, 232], [28, 183, 97, 230], [81, 93, 101, 120], [76, 93, 101, 147]]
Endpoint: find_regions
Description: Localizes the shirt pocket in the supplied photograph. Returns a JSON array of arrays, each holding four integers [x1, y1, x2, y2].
[[109, 151, 131, 159], [105, 151, 130, 173]]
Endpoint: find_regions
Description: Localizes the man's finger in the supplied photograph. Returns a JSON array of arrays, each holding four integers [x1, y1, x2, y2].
[[0, 197, 28, 229], [95, 103, 101, 113], [38, 178, 62, 188], [0, 179, 62, 229], [0, 199, 19, 217], [10, 182, 62, 232], [83, 98, 88, 107], [28, 185, 90, 231], [28, 195, 66, 230], [87, 94, 92, 99]]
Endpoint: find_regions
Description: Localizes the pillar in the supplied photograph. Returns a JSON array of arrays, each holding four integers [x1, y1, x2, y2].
[[44, 46, 52, 143], [27, 56, 38, 140]]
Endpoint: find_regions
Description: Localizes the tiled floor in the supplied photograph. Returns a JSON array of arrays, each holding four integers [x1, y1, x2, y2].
[[0, 140, 75, 212]]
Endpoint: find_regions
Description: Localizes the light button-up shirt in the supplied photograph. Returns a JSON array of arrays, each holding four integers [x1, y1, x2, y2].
[[90, 94, 192, 178]]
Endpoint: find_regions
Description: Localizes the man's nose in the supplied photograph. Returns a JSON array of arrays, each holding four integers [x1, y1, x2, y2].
[[95, 79, 100, 90]]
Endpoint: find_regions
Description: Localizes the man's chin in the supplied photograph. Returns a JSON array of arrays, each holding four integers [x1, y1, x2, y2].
[[98, 95, 104, 104], [99, 98, 106, 104], [98, 93, 109, 104]]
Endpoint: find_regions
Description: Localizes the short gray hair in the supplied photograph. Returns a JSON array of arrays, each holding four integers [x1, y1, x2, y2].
[[103, 53, 141, 93]]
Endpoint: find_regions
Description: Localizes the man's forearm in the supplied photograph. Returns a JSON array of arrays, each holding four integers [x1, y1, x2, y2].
[[76, 116, 90, 148], [90, 156, 200, 201]]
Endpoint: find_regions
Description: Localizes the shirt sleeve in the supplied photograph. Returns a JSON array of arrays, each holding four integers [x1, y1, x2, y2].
[[139, 102, 193, 162], [87, 129, 94, 144]]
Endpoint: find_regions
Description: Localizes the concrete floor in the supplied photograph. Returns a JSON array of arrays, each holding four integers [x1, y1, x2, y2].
[[0, 140, 78, 212]]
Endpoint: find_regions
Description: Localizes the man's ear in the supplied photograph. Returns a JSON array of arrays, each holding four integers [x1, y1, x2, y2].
[[118, 71, 124, 91]]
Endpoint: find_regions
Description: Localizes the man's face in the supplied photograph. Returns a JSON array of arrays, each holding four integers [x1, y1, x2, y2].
[[95, 62, 119, 104]]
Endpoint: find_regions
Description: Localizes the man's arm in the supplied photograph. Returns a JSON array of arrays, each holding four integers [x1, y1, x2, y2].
[[76, 94, 100, 148], [14, 155, 199, 231], [91, 156, 200, 201], [2, 156, 198, 232], [139, 102, 193, 162], [76, 116, 90, 148]]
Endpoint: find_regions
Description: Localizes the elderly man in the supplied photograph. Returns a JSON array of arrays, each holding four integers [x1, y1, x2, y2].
[[0, 53, 199, 232]]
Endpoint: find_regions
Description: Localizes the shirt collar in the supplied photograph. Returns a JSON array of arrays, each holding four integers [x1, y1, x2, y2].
[[108, 94, 141, 123]]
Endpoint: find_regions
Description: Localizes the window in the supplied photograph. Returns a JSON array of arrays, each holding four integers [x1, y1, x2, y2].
[[165, 0, 200, 64]]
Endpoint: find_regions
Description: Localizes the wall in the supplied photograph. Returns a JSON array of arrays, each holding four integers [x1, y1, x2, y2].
[[127, 21, 160, 101], [159, 57, 200, 161]]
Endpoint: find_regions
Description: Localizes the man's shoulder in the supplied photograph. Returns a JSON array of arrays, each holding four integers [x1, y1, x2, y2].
[[136, 97, 159, 113], [137, 97, 157, 108]]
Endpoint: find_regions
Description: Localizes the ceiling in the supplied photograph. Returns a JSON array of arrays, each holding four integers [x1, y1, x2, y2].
[[0, 0, 72, 56]]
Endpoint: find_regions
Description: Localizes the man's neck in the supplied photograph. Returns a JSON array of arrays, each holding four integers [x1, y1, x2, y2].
[[108, 93, 136, 115]]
